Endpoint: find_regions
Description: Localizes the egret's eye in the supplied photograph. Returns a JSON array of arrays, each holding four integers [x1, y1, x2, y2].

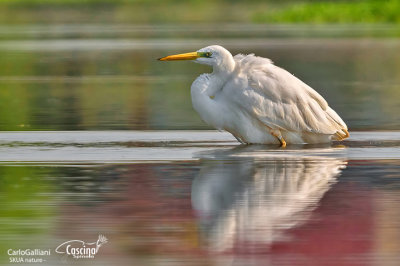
[[199, 52, 212, 58]]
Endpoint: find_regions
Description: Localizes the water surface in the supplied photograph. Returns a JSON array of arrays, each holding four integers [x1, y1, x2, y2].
[[0, 25, 399, 131], [0, 131, 399, 265]]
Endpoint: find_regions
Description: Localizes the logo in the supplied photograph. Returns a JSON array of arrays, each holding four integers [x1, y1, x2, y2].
[[7, 249, 51, 263], [55, 235, 107, 259]]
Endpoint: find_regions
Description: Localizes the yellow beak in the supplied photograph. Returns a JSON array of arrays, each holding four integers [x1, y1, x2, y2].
[[158, 52, 199, 61]]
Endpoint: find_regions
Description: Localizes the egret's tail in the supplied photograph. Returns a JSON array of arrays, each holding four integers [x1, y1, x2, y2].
[[332, 128, 350, 141]]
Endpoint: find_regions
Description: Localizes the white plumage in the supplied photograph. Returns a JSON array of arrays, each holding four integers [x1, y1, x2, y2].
[[159, 45, 349, 146]]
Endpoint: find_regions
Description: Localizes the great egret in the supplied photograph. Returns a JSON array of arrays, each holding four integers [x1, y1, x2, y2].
[[159, 45, 349, 146]]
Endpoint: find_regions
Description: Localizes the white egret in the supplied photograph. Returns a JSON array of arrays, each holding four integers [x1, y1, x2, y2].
[[159, 45, 349, 146]]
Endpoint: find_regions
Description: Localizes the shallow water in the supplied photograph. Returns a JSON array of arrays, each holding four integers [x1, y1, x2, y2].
[[1, 131, 400, 265]]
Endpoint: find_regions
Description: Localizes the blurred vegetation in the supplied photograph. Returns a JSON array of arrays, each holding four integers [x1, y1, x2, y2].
[[0, 0, 399, 24], [254, 0, 400, 24]]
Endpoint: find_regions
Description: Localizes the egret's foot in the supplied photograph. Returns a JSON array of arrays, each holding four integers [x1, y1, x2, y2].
[[278, 136, 287, 148], [270, 130, 287, 147]]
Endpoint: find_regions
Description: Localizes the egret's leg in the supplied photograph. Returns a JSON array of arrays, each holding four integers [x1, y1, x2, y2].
[[225, 128, 246, 144], [270, 129, 287, 147], [233, 135, 246, 144], [277, 135, 287, 147]]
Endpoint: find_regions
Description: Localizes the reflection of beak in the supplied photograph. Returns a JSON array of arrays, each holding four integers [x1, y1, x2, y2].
[[158, 52, 199, 61]]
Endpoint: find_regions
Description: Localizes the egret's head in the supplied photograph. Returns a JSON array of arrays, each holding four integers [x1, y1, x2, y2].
[[158, 45, 235, 72]]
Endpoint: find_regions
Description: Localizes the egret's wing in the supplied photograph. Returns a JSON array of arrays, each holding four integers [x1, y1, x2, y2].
[[231, 54, 348, 137]]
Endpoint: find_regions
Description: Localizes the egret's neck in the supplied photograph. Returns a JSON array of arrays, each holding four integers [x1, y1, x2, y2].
[[190, 55, 236, 129], [212, 55, 236, 81], [201, 55, 236, 96], [191, 73, 227, 130]]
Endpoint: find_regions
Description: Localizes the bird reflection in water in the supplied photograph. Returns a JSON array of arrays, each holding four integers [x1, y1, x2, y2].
[[191, 145, 347, 253]]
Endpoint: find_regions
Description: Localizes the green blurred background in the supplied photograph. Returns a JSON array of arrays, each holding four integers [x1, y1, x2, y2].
[[0, 0, 400, 24]]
